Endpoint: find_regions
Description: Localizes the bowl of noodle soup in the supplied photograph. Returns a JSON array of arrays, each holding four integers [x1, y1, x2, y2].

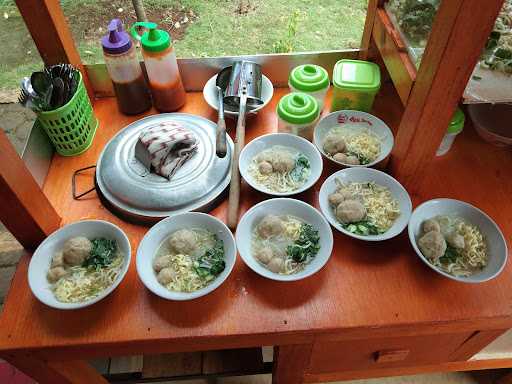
[[236, 198, 333, 281], [408, 199, 507, 283], [137, 212, 236, 300], [28, 220, 131, 310], [319, 168, 412, 241], [313, 110, 394, 168], [239, 133, 323, 196]]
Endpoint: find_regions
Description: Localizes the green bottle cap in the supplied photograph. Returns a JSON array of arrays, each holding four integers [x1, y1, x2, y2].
[[130, 21, 171, 52], [448, 108, 465, 134], [289, 64, 330, 92], [277, 92, 319, 125]]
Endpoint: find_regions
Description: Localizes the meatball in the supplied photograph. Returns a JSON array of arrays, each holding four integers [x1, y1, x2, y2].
[[47, 266, 67, 283], [323, 133, 346, 155], [422, 219, 440, 233], [335, 200, 366, 223], [344, 155, 360, 165], [258, 160, 273, 175], [257, 215, 284, 239], [333, 152, 348, 163], [63, 236, 92, 266], [157, 267, 176, 285], [271, 152, 295, 173], [418, 231, 447, 260], [168, 229, 196, 255], [153, 255, 171, 272], [267, 257, 285, 273], [256, 152, 273, 164], [446, 232, 465, 249], [51, 250, 64, 268], [255, 247, 273, 264], [328, 192, 349, 207]]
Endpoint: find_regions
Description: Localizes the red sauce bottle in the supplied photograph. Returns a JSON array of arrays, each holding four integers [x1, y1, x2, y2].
[[131, 22, 186, 112]]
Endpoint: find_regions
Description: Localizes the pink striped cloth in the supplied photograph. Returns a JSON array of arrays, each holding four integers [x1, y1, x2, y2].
[[138, 121, 198, 180]]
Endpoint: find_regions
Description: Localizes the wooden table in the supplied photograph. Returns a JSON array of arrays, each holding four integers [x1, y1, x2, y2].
[[1, 85, 511, 384]]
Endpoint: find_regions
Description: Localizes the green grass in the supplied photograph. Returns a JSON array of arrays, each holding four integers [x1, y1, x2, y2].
[[0, 0, 367, 93]]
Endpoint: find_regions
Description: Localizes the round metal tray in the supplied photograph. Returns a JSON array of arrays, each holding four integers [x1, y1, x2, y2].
[[96, 113, 233, 225]]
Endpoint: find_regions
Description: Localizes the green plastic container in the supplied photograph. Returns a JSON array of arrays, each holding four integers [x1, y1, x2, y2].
[[288, 64, 330, 109], [37, 73, 98, 156], [331, 59, 381, 113], [277, 92, 320, 141]]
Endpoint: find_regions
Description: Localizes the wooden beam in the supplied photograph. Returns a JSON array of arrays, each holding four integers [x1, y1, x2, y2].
[[450, 330, 509, 362], [0, 130, 60, 250], [359, 0, 379, 60], [15, 0, 94, 99], [4, 354, 108, 384], [373, 9, 416, 105], [389, 0, 505, 189]]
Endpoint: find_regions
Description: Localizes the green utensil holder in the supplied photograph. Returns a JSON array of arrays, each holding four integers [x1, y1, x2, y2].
[[37, 73, 98, 156]]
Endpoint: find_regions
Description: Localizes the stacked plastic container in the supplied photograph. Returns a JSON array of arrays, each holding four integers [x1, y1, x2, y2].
[[288, 64, 330, 109], [277, 92, 320, 141]]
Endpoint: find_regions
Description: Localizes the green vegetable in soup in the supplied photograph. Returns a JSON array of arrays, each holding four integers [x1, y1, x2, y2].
[[286, 223, 320, 263], [194, 237, 226, 280], [83, 238, 117, 270], [342, 220, 383, 236], [289, 154, 310, 183]]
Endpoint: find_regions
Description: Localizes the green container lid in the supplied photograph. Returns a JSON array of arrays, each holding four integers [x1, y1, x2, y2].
[[448, 108, 465, 134], [289, 64, 329, 92], [332, 59, 381, 93], [277, 92, 319, 125], [130, 21, 171, 52]]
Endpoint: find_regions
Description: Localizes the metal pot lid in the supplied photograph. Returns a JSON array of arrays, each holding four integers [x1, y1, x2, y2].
[[96, 113, 233, 223]]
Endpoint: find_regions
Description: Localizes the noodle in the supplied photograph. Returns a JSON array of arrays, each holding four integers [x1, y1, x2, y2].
[[52, 253, 124, 303], [248, 146, 310, 193], [155, 228, 225, 293], [335, 179, 400, 233], [328, 125, 382, 164], [429, 215, 488, 277], [251, 215, 319, 275]]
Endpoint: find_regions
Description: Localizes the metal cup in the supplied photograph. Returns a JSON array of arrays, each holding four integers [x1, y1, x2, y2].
[[223, 61, 263, 110]]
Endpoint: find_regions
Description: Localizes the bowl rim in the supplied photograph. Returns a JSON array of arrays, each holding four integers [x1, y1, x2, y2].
[[203, 74, 274, 116], [319, 167, 412, 241], [27, 219, 132, 310], [313, 110, 394, 168], [407, 198, 508, 283], [136, 212, 236, 300], [235, 197, 334, 281], [239, 132, 324, 197]]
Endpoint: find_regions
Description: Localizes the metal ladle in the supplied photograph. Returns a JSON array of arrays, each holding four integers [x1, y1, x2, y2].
[[221, 61, 263, 229]]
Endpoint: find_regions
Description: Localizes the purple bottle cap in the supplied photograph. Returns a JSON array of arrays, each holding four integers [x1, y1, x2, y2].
[[101, 19, 132, 54]]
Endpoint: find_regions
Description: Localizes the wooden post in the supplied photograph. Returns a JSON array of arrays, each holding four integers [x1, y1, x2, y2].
[[272, 344, 312, 384], [0, 130, 61, 250], [14, 0, 94, 99], [389, 0, 504, 189], [359, 0, 379, 60]]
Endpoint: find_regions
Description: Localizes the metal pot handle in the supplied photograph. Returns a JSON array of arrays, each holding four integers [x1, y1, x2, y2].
[[72, 165, 96, 200]]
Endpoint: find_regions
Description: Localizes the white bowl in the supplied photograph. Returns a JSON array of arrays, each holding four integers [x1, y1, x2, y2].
[[203, 73, 274, 118], [319, 168, 412, 241], [313, 110, 394, 168], [239, 133, 323, 196], [236, 198, 333, 281], [28, 220, 131, 310], [408, 198, 507, 283], [136, 212, 236, 300]]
